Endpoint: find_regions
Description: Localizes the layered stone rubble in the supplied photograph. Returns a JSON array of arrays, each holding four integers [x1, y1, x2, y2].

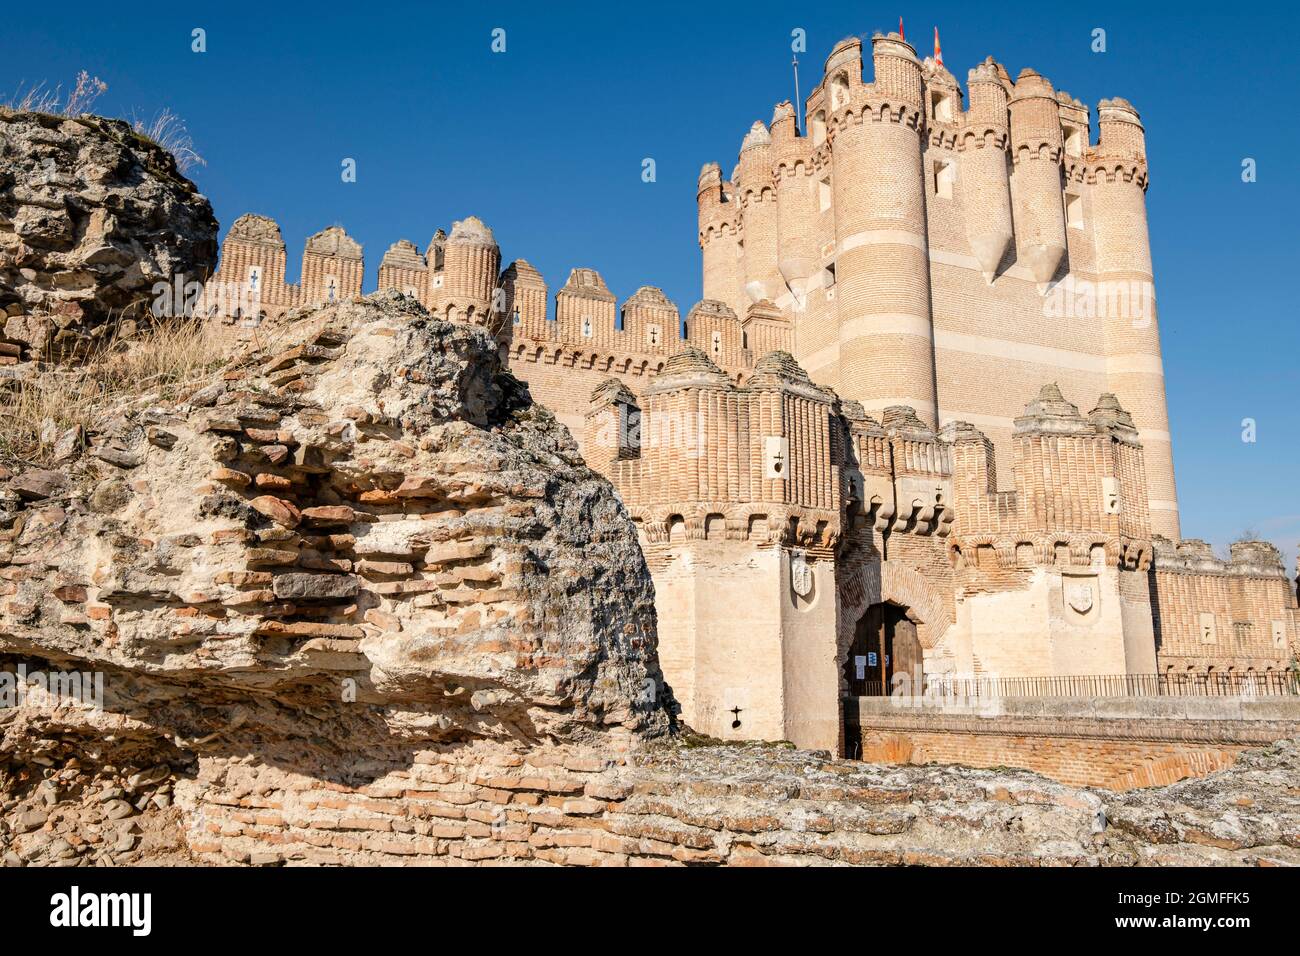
[[0, 291, 673, 861], [173, 737, 1295, 867], [7, 733, 1300, 866], [0, 110, 218, 363]]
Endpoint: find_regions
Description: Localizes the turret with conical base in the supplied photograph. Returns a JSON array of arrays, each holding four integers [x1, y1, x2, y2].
[[961, 59, 1014, 283], [1008, 69, 1068, 288]]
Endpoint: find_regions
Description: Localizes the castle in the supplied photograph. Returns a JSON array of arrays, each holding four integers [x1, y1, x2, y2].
[[200, 32, 1299, 753]]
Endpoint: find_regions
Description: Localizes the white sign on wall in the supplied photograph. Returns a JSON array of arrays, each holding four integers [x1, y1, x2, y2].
[[764, 436, 789, 479]]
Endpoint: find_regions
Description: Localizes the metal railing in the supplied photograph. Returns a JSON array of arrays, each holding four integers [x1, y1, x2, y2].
[[851, 671, 1300, 700]]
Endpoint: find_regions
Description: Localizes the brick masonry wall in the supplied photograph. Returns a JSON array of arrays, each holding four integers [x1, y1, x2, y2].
[[849, 699, 1300, 790], [857, 728, 1242, 790], [173, 737, 1300, 866]]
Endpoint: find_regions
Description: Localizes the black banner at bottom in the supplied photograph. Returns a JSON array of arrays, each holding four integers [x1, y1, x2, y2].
[[0, 865, 1286, 943]]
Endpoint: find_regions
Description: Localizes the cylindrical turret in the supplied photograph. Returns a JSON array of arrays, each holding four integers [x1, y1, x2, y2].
[[771, 101, 818, 312], [831, 33, 938, 425], [1090, 98, 1179, 538], [961, 60, 1015, 283], [1008, 69, 1068, 286], [697, 163, 746, 321], [737, 121, 782, 306], [441, 216, 500, 324]]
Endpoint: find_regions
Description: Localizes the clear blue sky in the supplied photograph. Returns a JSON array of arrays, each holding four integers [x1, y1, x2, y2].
[[5, 0, 1297, 563]]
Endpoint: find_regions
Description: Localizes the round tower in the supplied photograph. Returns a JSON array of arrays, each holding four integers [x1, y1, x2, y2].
[[697, 163, 745, 321], [1090, 98, 1179, 538], [771, 101, 818, 313], [441, 216, 500, 324], [1007, 69, 1068, 287], [831, 33, 938, 425], [961, 59, 1015, 283], [736, 120, 782, 306]]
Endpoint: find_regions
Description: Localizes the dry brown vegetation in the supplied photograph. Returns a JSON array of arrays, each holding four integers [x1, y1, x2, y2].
[[0, 319, 244, 466], [1, 71, 108, 117], [130, 108, 206, 173]]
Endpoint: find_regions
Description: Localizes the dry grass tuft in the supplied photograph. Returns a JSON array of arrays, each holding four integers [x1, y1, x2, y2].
[[1, 71, 108, 117], [63, 71, 109, 116], [131, 108, 206, 173], [1, 81, 61, 114], [0, 319, 242, 466]]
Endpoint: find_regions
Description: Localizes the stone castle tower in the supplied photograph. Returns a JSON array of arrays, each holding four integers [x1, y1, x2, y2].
[[200, 33, 1297, 753], [697, 33, 1178, 540]]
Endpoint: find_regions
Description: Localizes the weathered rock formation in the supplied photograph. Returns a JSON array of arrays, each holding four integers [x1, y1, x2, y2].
[[5, 733, 1299, 867], [0, 291, 675, 860], [0, 110, 218, 361]]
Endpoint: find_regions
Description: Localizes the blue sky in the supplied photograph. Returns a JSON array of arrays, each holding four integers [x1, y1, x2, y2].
[[5, 0, 1297, 562]]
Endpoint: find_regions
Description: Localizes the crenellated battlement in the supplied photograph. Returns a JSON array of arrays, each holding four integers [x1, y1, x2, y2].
[[942, 384, 1153, 573], [201, 211, 784, 376], [1149, 538, 1298, 670], [586, 347, 842, 552]]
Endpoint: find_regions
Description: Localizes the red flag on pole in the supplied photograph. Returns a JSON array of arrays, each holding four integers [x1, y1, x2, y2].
[[934, 26, 943, 66], [899, 17, 905, 41]]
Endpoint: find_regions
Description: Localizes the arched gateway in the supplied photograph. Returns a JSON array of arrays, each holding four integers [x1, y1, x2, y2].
[[843, 602, 924, 697]]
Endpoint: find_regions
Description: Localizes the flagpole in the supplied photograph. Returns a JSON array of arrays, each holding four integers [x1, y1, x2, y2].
[[792, 55, 802, 134]]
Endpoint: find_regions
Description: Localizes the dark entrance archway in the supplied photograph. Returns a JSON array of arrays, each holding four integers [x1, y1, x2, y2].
[[843, 602, 924, 697]]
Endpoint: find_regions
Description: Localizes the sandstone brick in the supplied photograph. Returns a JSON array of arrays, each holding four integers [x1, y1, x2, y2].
[[272, 572, 359, 600], [249, 495, 302, 528]]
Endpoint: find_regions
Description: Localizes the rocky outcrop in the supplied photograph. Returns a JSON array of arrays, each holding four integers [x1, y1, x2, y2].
[[6, 733, 1298, 867], [0, 110, 218, 361], [0, 293, 672, 855]]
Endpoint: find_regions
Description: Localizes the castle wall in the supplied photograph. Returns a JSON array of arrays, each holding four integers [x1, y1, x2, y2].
[[647, 542, 787, 742], [640, 540, 839, 750], [508, 345, 669, 449], [850, 694, 1300, 789], [1150, 540, 1297, 675], [950, 566, 1133, 678], [1119, 567, 1159, 673], [777, 549, 841, 749]]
